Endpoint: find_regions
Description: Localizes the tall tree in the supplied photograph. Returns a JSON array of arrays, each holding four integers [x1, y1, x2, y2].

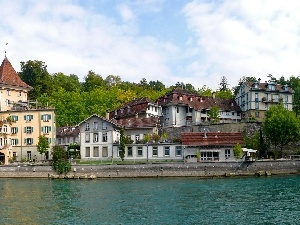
[[219, 76, 229, 91], [82, 70, 105, 92], [19, 60, 52, 99], [208, 106, 220, 123], [52, 72, 81, 92], [36, 135, 49, 160], [264, 104, 300, 158]]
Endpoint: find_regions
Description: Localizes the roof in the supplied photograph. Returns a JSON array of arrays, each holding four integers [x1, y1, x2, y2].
[[243, 81, 293, 93], [112, 117, 160, 129], [157, 89, 241, 112], [0, 57, 32, 89], [181, 132, 245, 146], [56, 126, 80, 138], [109, 97, 157, 119], [76, 114, 122, 128]]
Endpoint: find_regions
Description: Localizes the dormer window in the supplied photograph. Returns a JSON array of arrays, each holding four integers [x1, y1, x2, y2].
[[188, 97, 193, 101], [254, 83, 258, 89], [178, 96, 183, 101], [115, 110, 118, 116], [7, 89, 10, 96], [127, 106, 130, 113]]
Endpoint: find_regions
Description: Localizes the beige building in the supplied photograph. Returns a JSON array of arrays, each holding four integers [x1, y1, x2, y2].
[[0, 57, 56, 163], [235, 79, 294, 122]]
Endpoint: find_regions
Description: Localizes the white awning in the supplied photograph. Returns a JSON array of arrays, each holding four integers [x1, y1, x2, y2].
[[242, 148, 257, 153]]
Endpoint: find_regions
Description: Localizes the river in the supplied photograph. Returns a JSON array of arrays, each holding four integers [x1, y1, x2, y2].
[[0, 175, 299, 224]]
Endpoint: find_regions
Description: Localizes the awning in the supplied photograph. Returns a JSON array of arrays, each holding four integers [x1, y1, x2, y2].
[[242, 148, 257, 153]]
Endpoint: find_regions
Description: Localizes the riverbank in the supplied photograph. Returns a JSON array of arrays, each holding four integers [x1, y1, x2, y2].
[[0, 159, 299, 179]]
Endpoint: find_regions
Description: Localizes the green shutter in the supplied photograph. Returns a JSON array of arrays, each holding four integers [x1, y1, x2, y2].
[[41, 115, 43, 120], [16, 116, 18, 121], [24, 138, 26, 144], [31, 138, 33, 144], [24, 127, 26, 133], [24, 115, 26, 120], [48, 138, 51, 144], [32, 127, 33, 132], [16, 139, 19, 145], [42, 126, 44, 132], [48, 114, 51, 120], [30, 115, 33, 120], [49, 126, 51, 132], [16, 127, 18, 133]]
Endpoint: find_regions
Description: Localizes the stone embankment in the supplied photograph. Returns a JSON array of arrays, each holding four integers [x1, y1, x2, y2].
[[0, 160, 299, 179]]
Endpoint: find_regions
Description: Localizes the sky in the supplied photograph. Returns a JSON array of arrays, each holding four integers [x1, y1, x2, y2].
[[1, 0, 300, 90]]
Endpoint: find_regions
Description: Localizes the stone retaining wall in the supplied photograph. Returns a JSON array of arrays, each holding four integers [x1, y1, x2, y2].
[[0, 160, 299, 179]]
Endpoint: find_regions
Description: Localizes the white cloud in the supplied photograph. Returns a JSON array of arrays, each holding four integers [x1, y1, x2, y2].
[[182, 0, 300, 90]]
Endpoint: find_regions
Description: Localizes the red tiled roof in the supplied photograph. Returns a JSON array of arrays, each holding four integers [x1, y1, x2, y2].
[[0, 57, 32, 89], [112, 117, 160, 128], [109, 97, 156, 119], [182, 132, 245, 146], [157, 89, 241, 112]]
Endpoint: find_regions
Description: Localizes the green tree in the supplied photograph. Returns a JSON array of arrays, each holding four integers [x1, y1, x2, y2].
[[293, 86, 300, 117], [197, 85, 213, 96], [119, 128, 126, 161], [208, 106, 220, 123], [52, 72, 81, 92], [82, 70, 105, 92], [219, 76, 229, 91], [264, 104, 300, 158], [19, 60, 52, 99], [233, 143, 243, 159], [36, 135, 49, 160], [52, 146, 71, 174]]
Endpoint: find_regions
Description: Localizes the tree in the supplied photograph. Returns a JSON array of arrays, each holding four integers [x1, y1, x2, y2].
[[36, 135, 49, 160], [197, 85, 212, 97], [19, 60, 53, 99], [264, 104, 300, 158], [219, 76, 229, 91], [208, 106, 220, 123], [82, 70, 105, 92], [119, 128, 126, 161], [233, 143, 243, 159], [215, 89, 233, 99], [293, 86, 300, 117], [52, 146, 71, 174]]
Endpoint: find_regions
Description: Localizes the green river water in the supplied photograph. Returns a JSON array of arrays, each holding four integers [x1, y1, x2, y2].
[[0, 175, 299, 225]]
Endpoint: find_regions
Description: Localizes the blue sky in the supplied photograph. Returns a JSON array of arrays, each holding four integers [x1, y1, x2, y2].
[[1, 0, 300, 90]]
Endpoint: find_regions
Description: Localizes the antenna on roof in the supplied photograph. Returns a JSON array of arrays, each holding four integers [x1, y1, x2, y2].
[[5, 43, 8, 57]]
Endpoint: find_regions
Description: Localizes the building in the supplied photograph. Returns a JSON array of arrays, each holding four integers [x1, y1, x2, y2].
[[157, 89, 241, 127], [181, 132, 245, 162], [109, 97, 161, 120], [0, 57, 56, 163], [235, 79, 294, 122], [56, 126, 80, 149]]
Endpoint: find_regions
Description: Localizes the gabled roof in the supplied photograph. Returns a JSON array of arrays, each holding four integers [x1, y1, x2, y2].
[[76, 114, 122, 128], [181, 132, 245, 146], [0, 57, 32, 89], [112, 117, 160, 129], [109, 97, 157, 119], [157, 89, 241, 112], [243, 81, 293, 93]]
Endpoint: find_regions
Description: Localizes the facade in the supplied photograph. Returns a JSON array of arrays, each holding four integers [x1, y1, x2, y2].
[[0, 57, 56, 163], [235, 79, 294, 122], [109, 97, 161, 120], [181, 132, 245, 162], [56, 126, 80, 150], [157, 89, 241, 127], [77, 114, 121, 160]]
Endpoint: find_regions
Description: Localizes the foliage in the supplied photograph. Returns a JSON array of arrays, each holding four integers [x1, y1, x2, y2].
[[219, 76, 230, 91], [52, 146, 71, 174], [197, 85, 213, 96], [233, 143, 243, 159], [293, 86, 300, 117], [264, 104, 300, 158], [215, 89, 233, 99], [208, 106, 220, 123], [119, 128, 126, 161], [36, 135, 49, 160], [151, 134, 161, 142]]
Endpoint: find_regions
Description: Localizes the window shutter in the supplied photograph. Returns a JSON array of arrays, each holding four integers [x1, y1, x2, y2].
[[41, 115, 43, 120], [32, 127, 33, 132], [24, 138, 26, 144], [30, 115, 33, 120], [24, 127, 26, 133], [42, 126, 44, 132], [48, 114, 51, 119], [24, 115, 26, 120], [16, 139, 19, 145], [16, 116, 18, 121], [16, 127, 18, 133], [30, 138, 33, 144], [49, 126, 51, 132], [48, 138, 51, 144]]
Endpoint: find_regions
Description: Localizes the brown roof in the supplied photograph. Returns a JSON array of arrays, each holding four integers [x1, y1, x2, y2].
[[181, 132, 245, 146], [56, 126, 80, 138], [112, 117, 160, 129], [157, 89, 241, 112], [244, 81, 293, 93], [0, 57, 32, 89], [110, 97, 156, 119]]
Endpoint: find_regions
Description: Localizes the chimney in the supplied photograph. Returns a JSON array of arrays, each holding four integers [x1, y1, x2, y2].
[[135, 113, 138, 118], [106, 110, 110, 120], [212, 92, 215, 99]]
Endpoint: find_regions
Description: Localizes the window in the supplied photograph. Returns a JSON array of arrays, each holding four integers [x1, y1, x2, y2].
[[24, 138, 33, 145], [102, 122, 107, 130], [93, 147, 99, 157], [255, 102, 259, 109], [176, 146, 182, 156], [93, 122, 98, 130], [24, 127, 33, 133], [127, 147, 133, 157], [93, 133, 99, 142], [285, 95, 288, 102], [85, 133, 90, 143], [177, 107, 179, 113], [152, 146, 158, 156], [85, 123, 90, 131], [42, 126, 51, 134], [135, 134, 140, 142], [11, 139, 18, 146], [255, 93, 258, 101], [164, 146, 170, 156], [137, 147, 143, 157], [11, 115, 18, 122], [265, 103, 268, 110], [6, 89, 10, 96], [102, 132, 107, 142], [85, 147, 90, 157], [24, 115, 33, 122], [41, 114, 51, 122], [47, 138, 51, 144], [102, 146, 108, 157], [3, 125, 7, 133], [225, 149, 230, 158], [18, 91, 22, 97]]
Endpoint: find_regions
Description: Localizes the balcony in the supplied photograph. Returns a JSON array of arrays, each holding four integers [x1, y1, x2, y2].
[[261, 97, 279, 103]]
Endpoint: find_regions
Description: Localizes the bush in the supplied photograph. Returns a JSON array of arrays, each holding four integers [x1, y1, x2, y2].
[[52, 146, 71, 174]]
